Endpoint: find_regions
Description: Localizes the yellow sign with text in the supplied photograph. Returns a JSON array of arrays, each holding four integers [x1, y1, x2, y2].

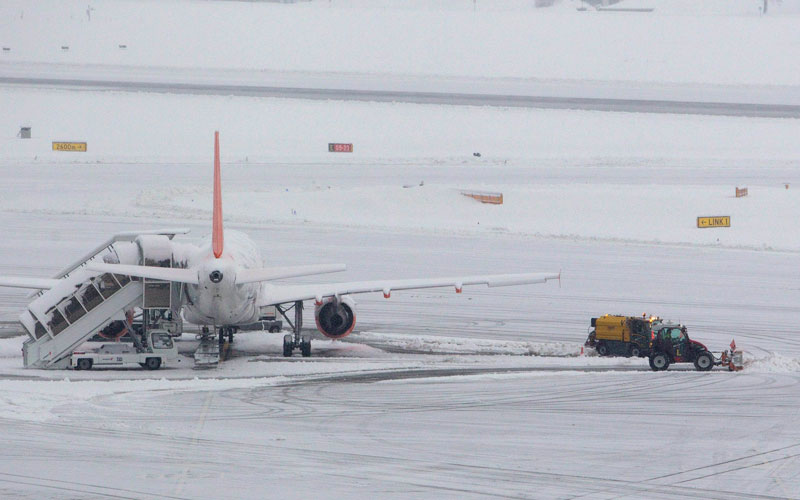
[[52, 142, 87, 152], [697, 216, 730, 228]]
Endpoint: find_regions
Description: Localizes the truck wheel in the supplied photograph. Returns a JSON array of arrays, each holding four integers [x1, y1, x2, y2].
[[629, 345, 641, 358], [694, 352, 714, 371], [650, 353, 669, 371], [144, 357, 161, 370], [76, 358, 92, 371], [269, 325, 281, 333], [596, 342, 609, 356]]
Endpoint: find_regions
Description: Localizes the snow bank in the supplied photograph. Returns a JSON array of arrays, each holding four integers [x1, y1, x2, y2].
[[355, 331, 584, 356], [746, 353, 800, 373]]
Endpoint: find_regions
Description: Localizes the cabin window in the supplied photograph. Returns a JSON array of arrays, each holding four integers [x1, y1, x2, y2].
[[62, 297, 87, 324], [48, 310, 69, 335], [114, 274, 131, 286], [97, 273, 121, 298], [34, 321, 48, 339], [79, 283, 104, 311]]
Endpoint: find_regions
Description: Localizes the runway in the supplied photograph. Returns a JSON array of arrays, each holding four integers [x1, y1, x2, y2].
[[3, 74, 800, 118]]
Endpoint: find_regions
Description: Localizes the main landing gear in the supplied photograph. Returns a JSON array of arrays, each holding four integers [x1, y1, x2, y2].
[[277, 301, 311, 358]]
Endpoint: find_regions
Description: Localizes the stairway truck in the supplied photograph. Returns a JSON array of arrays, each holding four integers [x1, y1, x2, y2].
[[70, 329, 178, 370], [587, 315, 660, 358]]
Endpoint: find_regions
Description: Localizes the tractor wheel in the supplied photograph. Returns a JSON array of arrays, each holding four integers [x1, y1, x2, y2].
[[629, 345, 641, 358], [694, 352, 714, 371], [650, 353, 670, 371], [596, 342, 609, 356]]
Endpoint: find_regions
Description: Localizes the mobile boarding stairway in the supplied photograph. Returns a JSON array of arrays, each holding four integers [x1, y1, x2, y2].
[[20, 229, 188, 369]]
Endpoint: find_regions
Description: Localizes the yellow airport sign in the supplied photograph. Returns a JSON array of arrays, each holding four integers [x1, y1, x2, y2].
[[52, 142, 87, 152], [697, 216, 730, 228]]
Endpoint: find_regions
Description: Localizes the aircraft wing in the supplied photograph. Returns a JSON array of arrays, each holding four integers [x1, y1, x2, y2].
[[261, 272, 560, 306], [0, 276, 61, 290]]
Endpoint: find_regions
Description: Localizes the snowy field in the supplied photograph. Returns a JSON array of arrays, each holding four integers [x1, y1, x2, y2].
[[2, 0, 800, 87], [1, 0, 800, 498]]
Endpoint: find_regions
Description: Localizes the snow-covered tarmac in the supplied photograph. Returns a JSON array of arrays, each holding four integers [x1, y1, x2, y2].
[[2, 1, 800, 497], [0, 156, 798, 498]]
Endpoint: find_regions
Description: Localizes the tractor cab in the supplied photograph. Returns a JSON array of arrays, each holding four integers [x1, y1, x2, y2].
[[649, 322, 714, 371], [653, 325, 690, 362]]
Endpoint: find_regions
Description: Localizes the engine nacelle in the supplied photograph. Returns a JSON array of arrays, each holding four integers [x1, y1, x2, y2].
[[314, 296, 356, 339]]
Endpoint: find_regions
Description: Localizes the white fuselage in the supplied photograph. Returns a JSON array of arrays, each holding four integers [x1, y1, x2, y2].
[[182, 230, 263, 326]]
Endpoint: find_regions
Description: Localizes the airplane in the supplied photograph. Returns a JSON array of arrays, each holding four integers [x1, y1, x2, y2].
[[0, 132, 560, 357]]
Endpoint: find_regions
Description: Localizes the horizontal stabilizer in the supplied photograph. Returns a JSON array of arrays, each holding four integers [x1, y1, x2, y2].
[[111, 228, 191, 241], [237, 264, 347, 284], [86, 263, 199, 285], [0, 276, 61, 290]]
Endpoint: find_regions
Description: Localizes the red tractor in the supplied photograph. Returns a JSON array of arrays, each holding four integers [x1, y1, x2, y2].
[[648, 322, 715, 371]]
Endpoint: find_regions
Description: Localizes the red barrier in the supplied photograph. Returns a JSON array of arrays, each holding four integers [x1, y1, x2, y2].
[[460, 190, 503, 205]]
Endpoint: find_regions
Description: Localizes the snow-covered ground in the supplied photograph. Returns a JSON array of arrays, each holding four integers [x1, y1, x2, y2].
[[2, 0, 800, 498], [0, 169, 798, 497], [2, 0, 800, 88], [4, 0, 799, 120], [2, 86, 799, 251], [4, 87, 800, 164]]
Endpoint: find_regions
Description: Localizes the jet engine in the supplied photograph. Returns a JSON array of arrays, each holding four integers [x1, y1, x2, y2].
[[314, 296, 356, 339]]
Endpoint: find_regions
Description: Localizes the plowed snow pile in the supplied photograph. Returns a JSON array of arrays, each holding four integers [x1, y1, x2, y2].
[[746, 353, 800, 373]]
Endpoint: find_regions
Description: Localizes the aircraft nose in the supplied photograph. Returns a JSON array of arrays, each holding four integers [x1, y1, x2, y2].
[[209, 270, 224, 283]]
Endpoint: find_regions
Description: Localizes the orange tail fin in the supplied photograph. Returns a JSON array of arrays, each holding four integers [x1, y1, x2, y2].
[[212, 131, 224, 258]]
